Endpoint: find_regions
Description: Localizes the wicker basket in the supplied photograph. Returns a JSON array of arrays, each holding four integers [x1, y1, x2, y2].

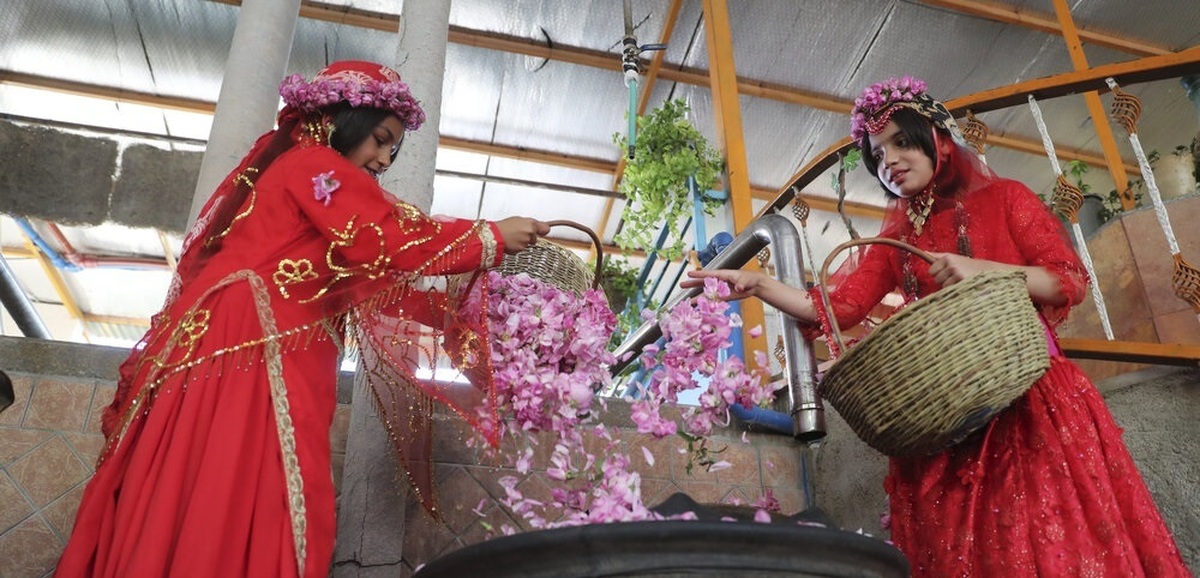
[[817, 237, 1050, 457], [494, 220, 602, 295]]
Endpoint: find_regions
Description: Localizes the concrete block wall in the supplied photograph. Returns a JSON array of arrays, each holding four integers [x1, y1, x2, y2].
[[0, 120, 200, 234]]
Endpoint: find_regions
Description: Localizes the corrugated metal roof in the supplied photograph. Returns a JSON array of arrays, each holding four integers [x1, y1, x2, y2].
[[3, 0, 1200, 343]]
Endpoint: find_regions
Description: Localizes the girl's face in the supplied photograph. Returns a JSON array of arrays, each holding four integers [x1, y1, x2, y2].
[[345, 115, 405, 180], [867, 120, 935, 198]]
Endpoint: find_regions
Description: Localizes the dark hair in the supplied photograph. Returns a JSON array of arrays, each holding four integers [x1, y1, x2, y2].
[[328, 104, 402, 163]]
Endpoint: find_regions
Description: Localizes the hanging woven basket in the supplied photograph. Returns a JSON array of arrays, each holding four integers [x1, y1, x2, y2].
[[816, 237, 1050, 457], [493, 220, 602, 295]]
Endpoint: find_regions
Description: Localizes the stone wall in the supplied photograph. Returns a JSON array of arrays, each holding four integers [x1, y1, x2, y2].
[[0, 337, 821, 577], [0, 337, 351, 578]]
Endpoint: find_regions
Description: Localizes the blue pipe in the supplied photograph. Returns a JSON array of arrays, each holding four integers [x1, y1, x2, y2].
[[13, 218, 83, 273], [627, 81, 638, 159], [729, 402, 793, 434], [689, 176, 707, 248]]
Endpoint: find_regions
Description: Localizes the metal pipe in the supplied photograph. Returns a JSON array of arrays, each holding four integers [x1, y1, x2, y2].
[[0, 253, 51, 339], [610, 213, 825, 441]]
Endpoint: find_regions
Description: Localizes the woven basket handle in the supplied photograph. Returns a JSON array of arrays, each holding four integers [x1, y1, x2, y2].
[[543, 219, 603, 289], [817, 237, 935, 354]]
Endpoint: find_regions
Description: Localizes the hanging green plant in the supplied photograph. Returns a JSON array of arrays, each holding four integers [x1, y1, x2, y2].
[[613, 99, 725, 261]]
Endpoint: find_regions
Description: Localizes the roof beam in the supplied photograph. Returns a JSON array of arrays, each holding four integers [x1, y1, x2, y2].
[[0, 70, 216, 114], [916, 0, 1171, 57], [197, 1, 1134, 183], [1050, 0, 1132, 207], [703, 0, 767, 355], [943, 44, 1200, 114]]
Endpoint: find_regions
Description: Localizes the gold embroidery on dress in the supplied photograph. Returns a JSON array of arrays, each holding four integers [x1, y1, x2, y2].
[[207, 168, 259, 246], [246, 273, 308, 575], [273, 259, 319, 299], [477, 220, 497, 269], [415, 224, 478, 275], [176, 309, 211, 351], [453, 329, 481, 369]]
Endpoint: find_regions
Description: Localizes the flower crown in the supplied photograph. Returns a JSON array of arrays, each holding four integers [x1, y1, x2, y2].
[[279, 63, 426, 131], [850, 76, 930, 141]]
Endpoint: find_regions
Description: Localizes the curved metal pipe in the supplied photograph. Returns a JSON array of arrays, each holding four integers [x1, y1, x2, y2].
[[610, 214, 825, 441]]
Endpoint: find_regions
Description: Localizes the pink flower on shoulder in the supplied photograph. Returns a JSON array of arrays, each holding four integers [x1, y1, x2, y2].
[[312, 171, 341, 206]]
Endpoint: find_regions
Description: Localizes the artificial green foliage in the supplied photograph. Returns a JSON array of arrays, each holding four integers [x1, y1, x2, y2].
[[613, 99, 725, 261]]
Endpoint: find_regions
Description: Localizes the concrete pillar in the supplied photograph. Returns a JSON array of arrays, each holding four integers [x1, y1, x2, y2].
[[188, 0, 301, 227], [332, 0, 452, 576]]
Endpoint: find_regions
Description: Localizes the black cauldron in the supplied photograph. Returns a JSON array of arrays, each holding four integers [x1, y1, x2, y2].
[[414, 493, 909, 578]]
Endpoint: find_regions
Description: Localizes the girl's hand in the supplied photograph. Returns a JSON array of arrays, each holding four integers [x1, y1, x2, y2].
[[926, 252, 998, 286], [683, 268, 818, 321], [496, 217, 551, 253], [681, 269, 770, 301], [927, 252, 1069, 306]]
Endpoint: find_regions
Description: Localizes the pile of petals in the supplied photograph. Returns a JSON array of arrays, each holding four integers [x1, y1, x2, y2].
[[478, 272, 779, 531]]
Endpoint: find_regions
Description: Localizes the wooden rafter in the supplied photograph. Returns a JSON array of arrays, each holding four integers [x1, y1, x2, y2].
[[1049, 0, 1132, 208], [916, 0, 1171, 57], [702, 0, 766, 355]]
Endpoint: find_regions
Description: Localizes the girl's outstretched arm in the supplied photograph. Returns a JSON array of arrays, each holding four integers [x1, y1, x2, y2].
[[682, 269, 818, 322]]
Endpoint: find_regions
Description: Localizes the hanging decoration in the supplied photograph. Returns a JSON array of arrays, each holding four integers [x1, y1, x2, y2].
[[960, 110, 990, 163]]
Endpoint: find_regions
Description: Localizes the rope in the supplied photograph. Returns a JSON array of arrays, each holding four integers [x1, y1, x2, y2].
[[792, 192, 822, 288], [1027, 95, 1114, 340], [1027, 95, 1063, 176], [1071, 221, 1116, 340]]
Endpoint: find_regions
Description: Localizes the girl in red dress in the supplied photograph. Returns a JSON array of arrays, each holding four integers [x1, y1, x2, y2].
[[55, 60, 548, 578], [686, 77, 1191, 577]]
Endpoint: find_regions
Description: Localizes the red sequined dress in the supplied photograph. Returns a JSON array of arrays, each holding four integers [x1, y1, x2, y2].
[[55, 144, 503, 578], [816, 177, 1191, 577]]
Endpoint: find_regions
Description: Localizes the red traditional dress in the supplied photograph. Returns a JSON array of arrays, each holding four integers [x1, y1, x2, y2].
[[55, 143, 503, 578], [817, 177, 1191, 576]]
